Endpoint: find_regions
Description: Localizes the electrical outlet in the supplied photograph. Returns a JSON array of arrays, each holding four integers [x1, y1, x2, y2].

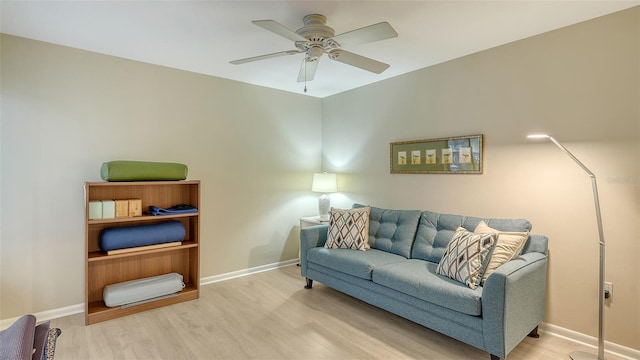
[[604, 282, 613, 299]]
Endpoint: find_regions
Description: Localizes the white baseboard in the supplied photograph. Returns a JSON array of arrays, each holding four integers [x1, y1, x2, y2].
[[0, 303, 84, 330], [3, 260, 639, 360], [540, 323, 640, 360], [199, 258, 299, 285], [0, 259, 300, 330]]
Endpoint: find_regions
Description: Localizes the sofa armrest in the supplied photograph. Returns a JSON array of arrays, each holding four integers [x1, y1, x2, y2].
[[481, 252, 548, 358], [300, 224, 329, 277]]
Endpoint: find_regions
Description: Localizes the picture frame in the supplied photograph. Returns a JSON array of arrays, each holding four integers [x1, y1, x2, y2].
[[390, 134, 483, 174]]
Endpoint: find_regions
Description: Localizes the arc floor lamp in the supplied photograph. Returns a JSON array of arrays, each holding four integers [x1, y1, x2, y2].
[[528, 134, 606, 360]]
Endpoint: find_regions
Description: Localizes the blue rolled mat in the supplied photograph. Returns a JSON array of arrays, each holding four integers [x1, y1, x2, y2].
[[99, 220, 186, 252]]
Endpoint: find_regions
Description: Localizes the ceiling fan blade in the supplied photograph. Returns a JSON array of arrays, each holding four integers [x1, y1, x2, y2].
[[331, 22, 398, 47], [297, 58, 319, 82], [252, 20, 308, 42], [329, 50, 390, 74], [229, 50, 302, 65]]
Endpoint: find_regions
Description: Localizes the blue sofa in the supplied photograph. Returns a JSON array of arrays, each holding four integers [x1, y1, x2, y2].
[[300, 205, 548, 360]]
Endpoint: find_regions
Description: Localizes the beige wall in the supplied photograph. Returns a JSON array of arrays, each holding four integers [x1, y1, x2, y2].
[[1, 5, 639, 354], [322, 8, 639, 350], [0, 34, 322, 319]]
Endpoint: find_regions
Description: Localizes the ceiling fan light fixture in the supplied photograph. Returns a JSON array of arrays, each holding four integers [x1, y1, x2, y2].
[[230, 14, 398, 82], [307, 46, 324, 59]]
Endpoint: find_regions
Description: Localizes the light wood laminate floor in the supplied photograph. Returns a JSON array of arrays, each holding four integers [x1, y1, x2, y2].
[[51, 265, 621, 360]]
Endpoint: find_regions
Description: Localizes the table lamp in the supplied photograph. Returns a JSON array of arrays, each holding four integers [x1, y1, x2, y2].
[[312, 172, 337, 221]]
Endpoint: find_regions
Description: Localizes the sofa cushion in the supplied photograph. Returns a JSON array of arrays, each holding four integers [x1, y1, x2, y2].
[[307, 247, 407, 280], [372, 259, 484, 316], [436, 228, 496, 289], [325, 206, 370, 250], [354, 204, 421, 258], [474, 221, 529, 285], [411, 211, 532, 263]]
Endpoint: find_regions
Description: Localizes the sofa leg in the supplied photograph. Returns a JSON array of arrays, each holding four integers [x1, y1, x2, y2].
[[487, 327, 538, 360], [528, 325, 540, 338], [304, 278, 313, 289]]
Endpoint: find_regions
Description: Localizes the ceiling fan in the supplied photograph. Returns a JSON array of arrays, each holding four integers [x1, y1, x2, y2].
[[230, 14, 398, 84]]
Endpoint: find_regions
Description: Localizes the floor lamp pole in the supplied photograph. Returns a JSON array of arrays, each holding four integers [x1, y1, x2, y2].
[[529, 135, 606, 360]]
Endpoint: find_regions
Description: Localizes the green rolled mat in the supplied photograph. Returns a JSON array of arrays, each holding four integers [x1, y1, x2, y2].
[[100, 160, 188, 181]]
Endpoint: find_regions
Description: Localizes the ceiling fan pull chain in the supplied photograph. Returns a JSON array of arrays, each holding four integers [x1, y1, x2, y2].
[[304, 59, 308, 93]]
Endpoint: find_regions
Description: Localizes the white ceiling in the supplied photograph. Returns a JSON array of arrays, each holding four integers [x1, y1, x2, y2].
[[1, 1, 638, 98]]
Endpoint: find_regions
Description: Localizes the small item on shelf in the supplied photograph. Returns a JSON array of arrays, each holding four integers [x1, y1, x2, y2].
[[98, 220, 186, 252], [101, 200, 115, 219], [147, 204, 198, 216], [88, 201, 103, 220], [102, 272, 185, 308], [115, 200, 129, 218], [106, 241, 182, 255], [90, 198, 142, 219], [128, 199, 142, 217]]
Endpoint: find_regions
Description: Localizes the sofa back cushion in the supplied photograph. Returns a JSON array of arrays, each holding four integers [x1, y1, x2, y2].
[[354, 204, 421, 258], [411, 211, 532, 263]]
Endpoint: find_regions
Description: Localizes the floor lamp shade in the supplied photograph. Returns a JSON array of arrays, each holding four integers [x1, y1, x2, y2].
[[312, 173, 337, 221], [528, 134, 606, 360]]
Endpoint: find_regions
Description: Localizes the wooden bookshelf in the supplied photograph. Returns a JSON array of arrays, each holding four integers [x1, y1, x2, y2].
[[84, 180, 200, 325]]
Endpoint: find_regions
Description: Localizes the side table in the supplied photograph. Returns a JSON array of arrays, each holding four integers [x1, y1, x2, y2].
[[300, 216, 329, 229], [298, 216, 329, 265]]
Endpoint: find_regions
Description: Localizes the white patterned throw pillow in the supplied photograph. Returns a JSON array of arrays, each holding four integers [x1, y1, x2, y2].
[[325, 207, 370, 250], [474, 221, 529, 285], [436, 227, 497, 289]]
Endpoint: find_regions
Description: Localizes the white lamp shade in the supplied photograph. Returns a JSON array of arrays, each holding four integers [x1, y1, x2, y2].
[[312, 173, 337, 193]]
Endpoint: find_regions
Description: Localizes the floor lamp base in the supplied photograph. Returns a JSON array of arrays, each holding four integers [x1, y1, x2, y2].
[[570, 351, 604, 360]]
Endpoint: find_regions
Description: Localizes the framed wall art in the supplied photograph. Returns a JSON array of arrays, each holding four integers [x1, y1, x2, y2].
[[390, 134, 483, 174]]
